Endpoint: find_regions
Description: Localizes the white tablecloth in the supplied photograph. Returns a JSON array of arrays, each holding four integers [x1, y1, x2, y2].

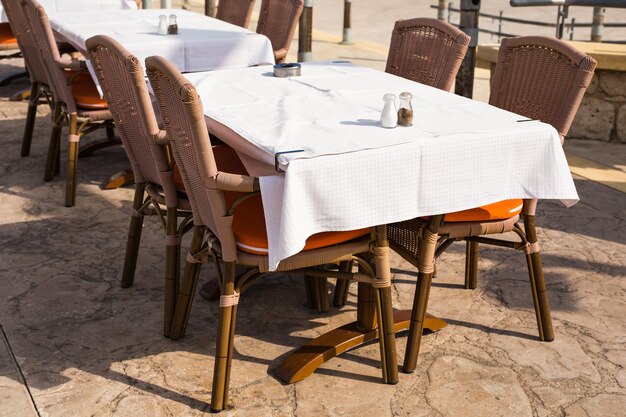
[[1, 0, 136, 23], [49, 9, 274, 75], [185, 62, 579, 271]]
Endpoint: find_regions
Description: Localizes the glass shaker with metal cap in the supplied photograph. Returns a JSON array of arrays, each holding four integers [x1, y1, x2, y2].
[[168, 14, 178, 35], [380, 93, 398, 128], [397, 91, 413, 127], [158, 15, 168, 35]]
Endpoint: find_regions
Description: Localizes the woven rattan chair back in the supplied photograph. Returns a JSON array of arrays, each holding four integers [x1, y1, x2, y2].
[[86, 37, 191, 337], [256, 0, 303, 63], [85, 35, 170, 190], [1, 0, 48, 85], [385, 18, 470, 91], [146, 56, 238, 260], [21, 0, 77, 111], [215, 0, 255, 28], [489, 36, 597, 140]]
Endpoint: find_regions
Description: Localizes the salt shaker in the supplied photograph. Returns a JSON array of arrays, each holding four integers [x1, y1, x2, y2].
[[158, 15, 168, 35], [168, 14, 178, 35], [397, 91, 414, 127], [380, 93, 398, 128]]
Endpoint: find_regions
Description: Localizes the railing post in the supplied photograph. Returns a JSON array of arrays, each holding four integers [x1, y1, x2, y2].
[[591, 6, 605, 42], [341, 0, 352, 44], [555, 5, 569, 39], [160, 0, 171, 8], [142, 0, 150, 9], [205, 0, 217, 17], [455, 0, 480, 98], [298, 0, 313, 62], [437, 0, 449, 21]]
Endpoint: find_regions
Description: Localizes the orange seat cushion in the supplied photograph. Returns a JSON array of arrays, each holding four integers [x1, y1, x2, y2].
[[0, 23, 17, 45], [213, 144, 370, 255], [231, 194, 369, 255], [63, 71, 108, 110], [444, 199, 524, 222]]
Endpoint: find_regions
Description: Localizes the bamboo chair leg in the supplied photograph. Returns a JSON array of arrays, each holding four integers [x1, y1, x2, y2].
[[105, 122, 115, 140], [304, 275, 315, 308], [374, 226, 398, 384], [464, 241, 479, 289], [333, 260, 352, 307], [120, 183, 146, 289], [65, 113, 80, 207], [169, 225, 205, 340], [304, 275, 324, 311], [211, 261, 238, 412], [44, 103, 62, 182], [316, 277, 329, 313], [402, 270, 433, 373], [163, 206, 179, 337], [333, 279, 349, 307], [524, 216, 554, 342], [21, 82, 39, 157], [54, 139, 61, 176], [376, 285, 399, 384]]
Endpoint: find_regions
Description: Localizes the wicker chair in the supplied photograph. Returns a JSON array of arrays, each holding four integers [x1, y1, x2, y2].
[[332, 17, 471, 308], [85, 35, 195, 337], [21, 0, 118, 207], [385, 18, 470, 91], [256, 0, 303, 63], [215, 0, 255, 28], [388, 36, 597, 373], [146, 55, 398, 412], [0, 0, 53, 156]]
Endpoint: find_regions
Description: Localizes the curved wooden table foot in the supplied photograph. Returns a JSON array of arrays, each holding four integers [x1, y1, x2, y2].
[[274, 309, 447, 384], [102, 170, 134, 189]]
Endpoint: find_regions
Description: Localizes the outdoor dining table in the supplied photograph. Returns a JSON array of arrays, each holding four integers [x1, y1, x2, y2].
[[186, 62, 579, 268], [182, 61, 580, 382], [48, 8, 274, 84], [1, 0, 138, 22]]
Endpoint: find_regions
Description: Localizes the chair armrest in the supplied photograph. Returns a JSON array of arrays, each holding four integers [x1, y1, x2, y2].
[[273, 49, 288, 63], [151, 129, 168, 145], [215, 172, 259, 193], [57, 57, 87, 71]]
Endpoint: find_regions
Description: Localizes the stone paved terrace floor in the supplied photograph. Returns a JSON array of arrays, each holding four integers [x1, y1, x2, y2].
[[1, 4, 626, 416]]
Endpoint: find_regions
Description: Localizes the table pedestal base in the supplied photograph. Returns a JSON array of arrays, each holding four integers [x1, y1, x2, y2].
[[275, 310, 447, 383]]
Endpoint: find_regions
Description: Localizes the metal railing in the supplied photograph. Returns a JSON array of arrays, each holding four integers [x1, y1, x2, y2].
[[433, 1, 626, 43]]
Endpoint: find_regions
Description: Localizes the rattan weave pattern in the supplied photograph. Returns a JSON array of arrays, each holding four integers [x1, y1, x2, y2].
[[388, 218, 430, 269], [21, 0, 75, 111], [87, 40, 164, 186], [1, 0, 48, 85], [215, 0, 255, 28], [489, 36, 597, 139], [385, 18, 470, 91], [146, 58, 225, 247], [256, 0, 303, 63]]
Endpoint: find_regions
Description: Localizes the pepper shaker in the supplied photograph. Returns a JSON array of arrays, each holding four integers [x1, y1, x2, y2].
[[168, 14, 178, 35], [381, 93, 398, 128], [397, 92, 413, 127]]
